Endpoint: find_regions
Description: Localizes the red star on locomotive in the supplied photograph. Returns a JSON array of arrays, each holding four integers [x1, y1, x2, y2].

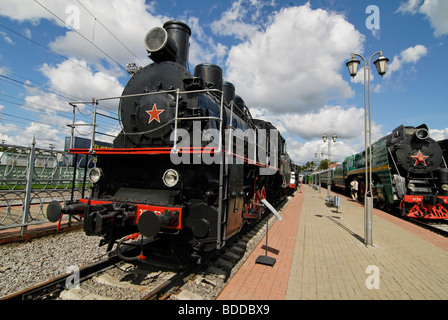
[[411, 150, 429, 166], [146, 103, 164, 124]]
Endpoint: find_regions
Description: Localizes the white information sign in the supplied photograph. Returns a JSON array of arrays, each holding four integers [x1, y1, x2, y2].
[[261, 199, 282, 222]]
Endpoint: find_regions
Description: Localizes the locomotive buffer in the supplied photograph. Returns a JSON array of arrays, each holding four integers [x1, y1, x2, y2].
[[255, 199, 283, 266]]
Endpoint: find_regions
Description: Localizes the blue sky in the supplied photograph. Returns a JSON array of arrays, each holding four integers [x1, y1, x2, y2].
[[0, 0, 447, 165]]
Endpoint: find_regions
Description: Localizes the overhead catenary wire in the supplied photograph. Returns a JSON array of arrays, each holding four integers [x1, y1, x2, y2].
[[0, 74, 75, 105], [0, 11, 133, 118], [76, 0, 145, 65], [0, 22, 124, 91], [33, 0, 128, 74], [1, 69, 81, 102], [0, 91, 120, 135], [0, 69, 121, 120], [0, 110, 62, 128], [0, 3, 140, 145]]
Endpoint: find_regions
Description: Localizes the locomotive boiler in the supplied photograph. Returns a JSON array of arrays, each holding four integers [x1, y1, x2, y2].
[[47, 21, 292, 266]]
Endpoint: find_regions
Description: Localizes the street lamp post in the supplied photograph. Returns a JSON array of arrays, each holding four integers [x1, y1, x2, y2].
[[346, 51, 389, 247], [322, 134, 337, 200], [315, 151, 324, 192]]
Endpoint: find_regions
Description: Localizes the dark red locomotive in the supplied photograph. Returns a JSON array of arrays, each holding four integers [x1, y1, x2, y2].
[[47, 21, 292, 266]]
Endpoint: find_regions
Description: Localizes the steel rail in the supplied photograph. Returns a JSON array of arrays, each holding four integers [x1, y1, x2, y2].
[[1, 255, 120, 300]]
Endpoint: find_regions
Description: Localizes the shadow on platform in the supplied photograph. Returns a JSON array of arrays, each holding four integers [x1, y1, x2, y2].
[[315, 214, 364, 243]]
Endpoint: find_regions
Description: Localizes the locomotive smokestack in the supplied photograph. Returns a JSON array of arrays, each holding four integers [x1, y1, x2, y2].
[[144, 20, 191, 67]]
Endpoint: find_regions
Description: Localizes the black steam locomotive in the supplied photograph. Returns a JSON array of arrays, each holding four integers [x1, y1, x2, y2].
[[318, 124, 448, 219], [47, 21, 292, 266]]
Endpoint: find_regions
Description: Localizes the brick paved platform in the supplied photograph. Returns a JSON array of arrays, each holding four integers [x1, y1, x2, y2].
[[217, 186, 448, 300]]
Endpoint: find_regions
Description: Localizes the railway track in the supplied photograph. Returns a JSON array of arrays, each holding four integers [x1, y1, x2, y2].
[[1, 254, 200, 300], [1, 193, 292, 300], [1, 255, 121, 300], [406, 218, 448, 237]]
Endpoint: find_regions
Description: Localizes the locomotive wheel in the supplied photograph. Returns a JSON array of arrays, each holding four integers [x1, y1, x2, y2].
[[255, 187, 266, 218], [245, 186, 267, 218]]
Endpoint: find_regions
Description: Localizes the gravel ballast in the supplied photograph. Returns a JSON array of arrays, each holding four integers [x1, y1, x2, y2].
[[0, 230, 106, 298]]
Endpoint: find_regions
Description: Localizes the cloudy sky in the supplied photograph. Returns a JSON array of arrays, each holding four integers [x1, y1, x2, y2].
[[0, 0, 447, 165]]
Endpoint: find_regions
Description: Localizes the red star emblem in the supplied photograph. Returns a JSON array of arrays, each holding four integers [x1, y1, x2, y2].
[[411, 150, 429, 166], [146, 103, 164, 124]]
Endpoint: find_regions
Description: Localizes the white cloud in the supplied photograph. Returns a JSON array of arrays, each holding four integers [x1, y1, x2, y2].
[[0, 0, 167, 69], [247, 102, 386, 164], [0, 0, 174, 149], [385, 44, 428, 78], [225, 3, 364, 113], [39, 58, 123, 109], [0, 121, 63, 148], [397, 0, 448, 37], [213, 3, 374, 164], [286, 137, 358, 165], [211, 0, 268, 41], [187, 16, 228, 67], [0, 0, 57, 24], [397, 0, 424, 14], [430, 128, 448, 141], [400, 44, 428, 64], [23, 28, 32, 39], [0, 31, 14, 44], [7, 58, 125, 149], [47, 0, 167, 70], [419, 0, 448, 37], [250, 104, 382, 141]]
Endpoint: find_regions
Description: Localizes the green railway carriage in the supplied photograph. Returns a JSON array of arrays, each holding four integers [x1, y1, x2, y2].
[[336, 139, 394, 211]]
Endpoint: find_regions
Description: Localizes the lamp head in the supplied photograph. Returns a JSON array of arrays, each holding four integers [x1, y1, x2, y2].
[[373, 54, 389, 77], [346, 55, 360, 78]]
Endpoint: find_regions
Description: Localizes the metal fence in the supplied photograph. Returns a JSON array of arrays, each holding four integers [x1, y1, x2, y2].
[[0, 139, 92, 235]]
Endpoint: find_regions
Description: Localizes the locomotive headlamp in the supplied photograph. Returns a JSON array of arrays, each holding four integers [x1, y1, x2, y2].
[[163, 169, 180, 187], [144, 26, 177, 63], [88, 167, 103, 183], [442, 184, 448, 192], [415, 128, 429, 140]]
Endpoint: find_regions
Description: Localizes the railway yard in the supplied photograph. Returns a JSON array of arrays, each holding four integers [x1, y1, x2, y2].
[[1, 186, 447, 301]]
